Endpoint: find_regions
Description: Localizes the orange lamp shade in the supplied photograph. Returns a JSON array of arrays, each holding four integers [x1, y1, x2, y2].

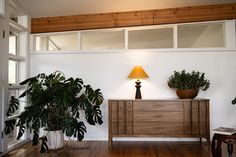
[[128, 66, 149, 79]]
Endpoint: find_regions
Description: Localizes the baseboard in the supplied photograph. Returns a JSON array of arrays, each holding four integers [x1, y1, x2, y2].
[[82, 137, 207, 142], [0, 138, 31, 157]]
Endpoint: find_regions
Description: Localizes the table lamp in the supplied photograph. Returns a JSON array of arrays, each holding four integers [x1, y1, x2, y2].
[[128, 66, 149, 99]]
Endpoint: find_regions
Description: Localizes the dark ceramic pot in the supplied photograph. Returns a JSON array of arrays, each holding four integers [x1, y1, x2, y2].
[[176, 89, 199, 99]]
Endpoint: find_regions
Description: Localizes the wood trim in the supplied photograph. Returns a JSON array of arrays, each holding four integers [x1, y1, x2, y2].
[[110, 134, 210, 138], [206, 100, 210, 142], [108, 100, 112, 148], [198, 101, 200, 135], [124, 101, 127, 134], [31, 3, 236, 33]]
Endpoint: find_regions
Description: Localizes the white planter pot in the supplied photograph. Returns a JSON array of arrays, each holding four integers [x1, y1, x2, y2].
[[47, 130, 64, 150]]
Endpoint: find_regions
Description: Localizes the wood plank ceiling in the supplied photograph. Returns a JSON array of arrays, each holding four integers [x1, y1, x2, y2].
[[31, 3, 236, 33]]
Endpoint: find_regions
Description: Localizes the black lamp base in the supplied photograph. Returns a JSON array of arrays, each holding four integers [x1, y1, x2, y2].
[[135, 80, 142, 99]]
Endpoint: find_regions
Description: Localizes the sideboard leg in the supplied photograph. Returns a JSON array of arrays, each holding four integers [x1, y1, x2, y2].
[[216, 137, 223, 157], [211, 134, 218, 157], [207, 134, 211, 144], [227, 143, 233, 157], [108, 137, 113, 149]]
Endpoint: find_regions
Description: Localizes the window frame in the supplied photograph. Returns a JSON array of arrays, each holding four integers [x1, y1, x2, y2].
[[9, 31, 18, 55]]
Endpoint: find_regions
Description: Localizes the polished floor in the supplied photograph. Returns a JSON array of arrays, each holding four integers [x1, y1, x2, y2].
[[3, 141, 236, 157]]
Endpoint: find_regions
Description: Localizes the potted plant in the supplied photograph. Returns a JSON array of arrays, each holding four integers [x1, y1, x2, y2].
[[4, 71, 103, 153], [167, 70, 210, 99]]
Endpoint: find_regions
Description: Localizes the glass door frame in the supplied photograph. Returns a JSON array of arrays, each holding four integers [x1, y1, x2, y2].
[[0, 16, 8, 153]]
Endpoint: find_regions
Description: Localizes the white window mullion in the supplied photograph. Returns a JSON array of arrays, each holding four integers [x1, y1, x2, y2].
[[173, 25, 178, 48], [9, 54, 25, 61], [225, 20, 236, 49], [77, 32, 81, 50], [124, 29, 128, 50]]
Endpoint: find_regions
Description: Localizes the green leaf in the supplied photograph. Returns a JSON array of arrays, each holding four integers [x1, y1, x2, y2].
[[19, 87, 32, 98], [75, 122, 86, 141], [40, 136, 48, 153], [7, 96, 19, 116], [4, 119, 16, 134], [32, 119, 40, 130], [167, 70, 210, 91], [63, 117, 77, 137], [232, 97, 236, 105], [32, 130, 39, 145], [17, 125, 25, 140], [85, 105, 103, 125], [20, 76, 37, 85]]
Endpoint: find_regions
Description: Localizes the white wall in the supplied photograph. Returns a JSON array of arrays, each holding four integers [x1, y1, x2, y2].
[[30, 50, 236, 140]]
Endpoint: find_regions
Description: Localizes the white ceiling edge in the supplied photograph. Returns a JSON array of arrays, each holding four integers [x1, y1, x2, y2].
[[18, 0, 236, 18]]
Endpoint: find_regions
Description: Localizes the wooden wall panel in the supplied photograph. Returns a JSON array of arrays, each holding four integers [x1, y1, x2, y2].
[[191, 101, 199, 135], [110, 101, 134, 135], [183, 102, 191, 135], [125, 101, 133, 134], [110, 101, 118, 135], [118, 101, 125, 134], [199, 101, 207, 135], [32, 3, 236, 33]]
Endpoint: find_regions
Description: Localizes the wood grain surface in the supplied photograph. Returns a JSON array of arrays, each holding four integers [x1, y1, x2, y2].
[[31, 3, 236, 33], [3, 141, 236, 157]]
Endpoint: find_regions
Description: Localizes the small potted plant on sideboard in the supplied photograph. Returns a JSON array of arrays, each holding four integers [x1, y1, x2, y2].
[[167, 70, 210, 99]]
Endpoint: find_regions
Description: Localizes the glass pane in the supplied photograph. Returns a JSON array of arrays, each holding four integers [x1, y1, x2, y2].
[[9, 32, 17, 55], [9, 0, 28, 28], [81, 30, 125, 50], [7, 123, 18, 145], [35, 36, 41, 51], [18, 89, 26, 112], [128, 28, 173, 49], [48, 40, 58, 51], [7, 119, 23, 146], [178, 23, 225, 48], [35, 33, 78, 51], [10, 17, 18, 23], [8, 60, 17, 85]]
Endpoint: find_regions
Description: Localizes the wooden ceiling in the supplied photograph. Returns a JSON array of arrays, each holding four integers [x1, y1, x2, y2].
[[19, 0, 236, 18], [31, 3, 236, 34]]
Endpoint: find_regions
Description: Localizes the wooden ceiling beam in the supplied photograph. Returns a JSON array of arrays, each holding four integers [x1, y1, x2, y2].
[[31, 3, 236, 33]]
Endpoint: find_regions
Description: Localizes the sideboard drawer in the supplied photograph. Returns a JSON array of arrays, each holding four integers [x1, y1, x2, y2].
[[133, 101, 183, 111], [133, 111, 183, 123], [133, 122, 184, 135]]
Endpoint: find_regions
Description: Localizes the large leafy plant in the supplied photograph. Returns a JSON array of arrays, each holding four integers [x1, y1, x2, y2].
[[167, 70, 210, 90], [4, 71, 103, 153]]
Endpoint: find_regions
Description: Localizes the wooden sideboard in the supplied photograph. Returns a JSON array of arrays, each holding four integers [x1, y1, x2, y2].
[[108, 99, 210, 148]]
